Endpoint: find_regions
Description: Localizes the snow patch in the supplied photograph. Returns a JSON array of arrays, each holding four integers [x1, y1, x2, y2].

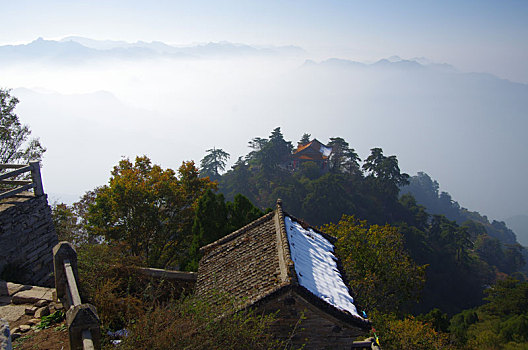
[[319, 145, 332, 157], [285, 216, 362, 318]]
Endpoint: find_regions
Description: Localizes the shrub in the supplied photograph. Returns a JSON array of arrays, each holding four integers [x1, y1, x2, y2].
[[121, 293, 286, 350], [371, 312, 453, 350]]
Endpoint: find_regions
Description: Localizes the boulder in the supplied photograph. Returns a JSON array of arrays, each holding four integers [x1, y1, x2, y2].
[[34, 306, 49, 319]]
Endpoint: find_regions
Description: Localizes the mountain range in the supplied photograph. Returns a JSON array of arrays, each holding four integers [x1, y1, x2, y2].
[[0, 37, 306, 64]]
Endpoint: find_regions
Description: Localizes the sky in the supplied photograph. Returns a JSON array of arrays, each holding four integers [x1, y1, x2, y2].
[[2, 1, 527, 82], [1, 1, 527, 222]]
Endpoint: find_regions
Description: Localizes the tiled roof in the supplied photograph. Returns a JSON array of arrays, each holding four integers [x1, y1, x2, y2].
[[293, 139, 323, 154], [195, 199, 370, 330], [292, 139, 332, 160]]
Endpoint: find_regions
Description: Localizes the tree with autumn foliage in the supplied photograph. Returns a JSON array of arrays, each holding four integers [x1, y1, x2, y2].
[[322, 215, 426, 314], [86, 156, 215, 268]]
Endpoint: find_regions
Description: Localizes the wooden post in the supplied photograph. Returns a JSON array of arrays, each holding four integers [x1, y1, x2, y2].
[[66, 304, 100, 350], [29, 161, 44, 196], [53, 242, 79, 309]]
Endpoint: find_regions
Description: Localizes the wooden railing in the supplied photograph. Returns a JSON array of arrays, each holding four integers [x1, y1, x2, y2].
[[53, 242, 101, 350], [0, 161, 44, 200]]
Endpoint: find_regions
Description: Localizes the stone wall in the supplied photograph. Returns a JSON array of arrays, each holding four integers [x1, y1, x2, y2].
[[0, 193, 58, 287], [255, 289, 367, 350]]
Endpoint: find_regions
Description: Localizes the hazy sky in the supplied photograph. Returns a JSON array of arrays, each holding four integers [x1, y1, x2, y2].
[[2, 0, 528, 82], [1, 1, 527, 222]]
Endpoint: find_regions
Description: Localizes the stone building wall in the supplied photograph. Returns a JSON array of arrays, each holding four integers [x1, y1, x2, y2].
[[0, 193, 58, 286], [255, 289, 366, 350]]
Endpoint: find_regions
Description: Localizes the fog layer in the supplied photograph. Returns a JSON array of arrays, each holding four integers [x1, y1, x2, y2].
[[1, 40, 526, 220]]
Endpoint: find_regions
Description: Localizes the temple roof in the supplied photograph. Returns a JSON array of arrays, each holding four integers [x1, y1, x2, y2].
[[292, 139, 332, 161], [195, 200, 370, 330]]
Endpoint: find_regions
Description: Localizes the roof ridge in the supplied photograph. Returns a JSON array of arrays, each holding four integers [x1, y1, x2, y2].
[[282, 211, 337, 244], [199, 209, 276, 256], [274, 199, 297, 285]]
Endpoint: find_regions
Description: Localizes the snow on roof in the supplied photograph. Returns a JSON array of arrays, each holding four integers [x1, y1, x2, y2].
[[319, 145, 332, 157], [285, 216, 362, 319]]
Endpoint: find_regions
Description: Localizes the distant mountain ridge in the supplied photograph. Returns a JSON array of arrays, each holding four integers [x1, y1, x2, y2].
[[303, 56, 457, 72], [0, 37, 306, 64]]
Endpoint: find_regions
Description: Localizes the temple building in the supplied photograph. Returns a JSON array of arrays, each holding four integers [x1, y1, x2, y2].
[[290, 139, 332, 171], [195, 200, 371, 349]]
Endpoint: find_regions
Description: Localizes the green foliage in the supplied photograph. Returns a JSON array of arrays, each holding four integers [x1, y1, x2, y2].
[[482, 278, 528, 318], [0, 88, 45, 164], [51, 189, 103, 247], [183, 190, 264, 271], [248, 127, 293, 171], [363, 147, 410, 200], [296, 161, 321, 180], [417, 308, 450, 333], [447, 278, 528, 348], [200, 147, 230, 181], [226, 193, 265, 231], [298, 133, 311, 145], [323, 215, 426, 314], [327, 137, 360, 174], [86, 156, 215, 268], [402, 172, 521, 247], [36, 311, 65, 329], [449, 309, 479, 344], [371, 312, 453, 350]]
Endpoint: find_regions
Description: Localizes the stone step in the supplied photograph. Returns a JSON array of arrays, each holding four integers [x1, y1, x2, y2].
[[10, 286, 54, 305]]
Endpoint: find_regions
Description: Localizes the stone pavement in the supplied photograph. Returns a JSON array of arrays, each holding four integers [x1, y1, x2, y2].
[[0, 280, 62, 344]]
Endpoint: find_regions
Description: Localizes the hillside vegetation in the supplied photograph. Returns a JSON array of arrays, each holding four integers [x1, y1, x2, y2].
[[50, 126, 527, 348]]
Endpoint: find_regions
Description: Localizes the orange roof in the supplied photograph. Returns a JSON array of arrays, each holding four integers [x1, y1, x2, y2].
[[294, 141, 314, 154]]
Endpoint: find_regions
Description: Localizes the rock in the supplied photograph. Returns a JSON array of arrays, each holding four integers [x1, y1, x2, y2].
[[24, 306, 37, 316], [0, 281, 29, 297], [10, 332, 20, 341], [18, 325, 30, 333], [0, 318, 12, 350], [11, 286, 54, 305], [27, 318, 40, 325], [34, 299, 49, 308], [34, 306, 49, 318], [48, 301, 63, 312]]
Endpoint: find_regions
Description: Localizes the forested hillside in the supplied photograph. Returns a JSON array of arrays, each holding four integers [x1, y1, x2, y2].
[[200, 127, 527, 347]]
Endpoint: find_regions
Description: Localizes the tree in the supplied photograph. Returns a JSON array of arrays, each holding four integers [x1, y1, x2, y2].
[[429, 215, 473, 264], [51, 188, 101, 246], [323, 215, 426, 314], [184, 191, 264, 271], [87, 156, 215, 268], [363, 147, 409, 199], [199, 147, 230, 181], [298, 133, 311, 145], [258, 127, 293, 171], [327, 137, 360, 174], [0, 88, 45, 164]]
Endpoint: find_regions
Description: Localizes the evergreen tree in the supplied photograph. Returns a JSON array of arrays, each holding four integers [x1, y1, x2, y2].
[[363, 147, 409, 199], [199, 147, 230, 180], [298, 133, 311, 145], [226, 193, 264, 232], [184, 191, 264, 271], [327, 137, 360, 174]]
